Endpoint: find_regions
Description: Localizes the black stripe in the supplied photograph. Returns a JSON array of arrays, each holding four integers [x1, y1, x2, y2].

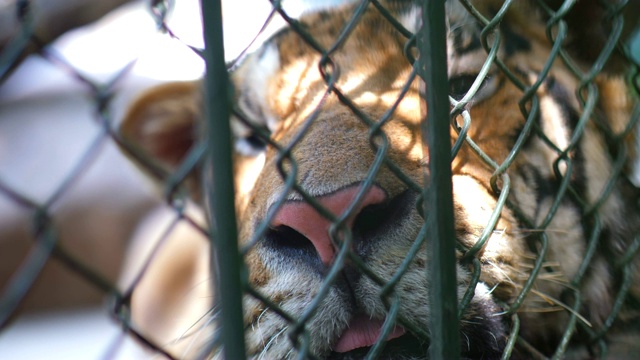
[[451, 25, 482, 56], [543, 76, 587, 200], [500, 20, 531, 56], [509, 73, 592, 250]]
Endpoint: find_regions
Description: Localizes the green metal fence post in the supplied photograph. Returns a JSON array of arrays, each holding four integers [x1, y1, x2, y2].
[[200, 0, 246, 358], [418, 0, 460, 358]]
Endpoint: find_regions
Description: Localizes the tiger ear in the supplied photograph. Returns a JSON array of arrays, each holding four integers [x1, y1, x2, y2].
[[119, 80, 265, 206], [120, 81, 202, 172], [119, 81, 204, 202]]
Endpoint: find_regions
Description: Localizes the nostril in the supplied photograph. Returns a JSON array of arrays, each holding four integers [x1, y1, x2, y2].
[[352, 202, 389, 237], [352, 189, 413, 241], [264, 225, 320, 264]]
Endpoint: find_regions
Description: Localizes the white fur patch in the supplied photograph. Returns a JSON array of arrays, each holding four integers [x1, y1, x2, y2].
[[255, 43, 280, 131], [397, 4, 422, 34], [473, 282, 494, 303], [538, 88, 572, 177], [236, 41, 281, 133]]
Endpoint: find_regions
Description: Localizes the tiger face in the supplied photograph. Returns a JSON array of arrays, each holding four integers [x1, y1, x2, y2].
[[119, 0, 640, 358]]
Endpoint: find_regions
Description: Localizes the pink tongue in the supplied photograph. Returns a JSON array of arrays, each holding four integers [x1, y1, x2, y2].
[[334, 315, 406, 353]]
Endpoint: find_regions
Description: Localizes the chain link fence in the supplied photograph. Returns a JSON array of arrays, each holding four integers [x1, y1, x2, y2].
[[1, 0, 640, 359]]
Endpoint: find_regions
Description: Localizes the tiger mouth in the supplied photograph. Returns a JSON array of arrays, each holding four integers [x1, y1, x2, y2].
[[325, 282, 508, 359], [332, 315, 406, 353], [329, 332, 429, 359]]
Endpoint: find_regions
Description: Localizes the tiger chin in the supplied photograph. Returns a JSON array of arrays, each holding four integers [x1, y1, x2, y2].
[[118, 0, 640, 359]]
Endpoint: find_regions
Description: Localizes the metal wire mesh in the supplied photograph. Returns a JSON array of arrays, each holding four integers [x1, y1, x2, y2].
[[1, 0, 639, 359]]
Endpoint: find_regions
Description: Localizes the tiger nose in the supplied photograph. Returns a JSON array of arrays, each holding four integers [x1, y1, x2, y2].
[[271, 185, 387, 264]]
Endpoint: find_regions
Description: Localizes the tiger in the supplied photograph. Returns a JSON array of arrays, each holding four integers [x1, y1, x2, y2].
[[118, 0, 640, 358]]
